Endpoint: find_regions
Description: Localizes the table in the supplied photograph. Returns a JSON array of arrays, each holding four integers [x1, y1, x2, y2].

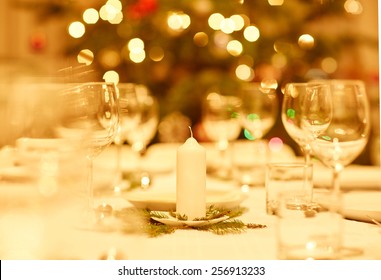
[[1, 143, 381, 260]]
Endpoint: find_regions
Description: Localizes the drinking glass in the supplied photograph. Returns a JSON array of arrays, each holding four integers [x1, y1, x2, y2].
[[308, 80, 370, 193], [57, 82, 119, 225], [112, 83, 140, 192], [240, 82, 278, 140], [202, 91, 242, 179], [124, 85, 159, 189], [233, 83, 278, 185], [282, 83, 332, 164]]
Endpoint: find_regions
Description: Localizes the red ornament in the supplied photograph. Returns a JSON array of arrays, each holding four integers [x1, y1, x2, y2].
[[30, 32, 47, 52], [127, 0, 158, 20]]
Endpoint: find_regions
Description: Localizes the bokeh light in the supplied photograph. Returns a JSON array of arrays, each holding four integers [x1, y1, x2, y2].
[[193, 32, 209, 47], [149, 46, 165, 61], [227, 40, 243, 56], [167, 12, 191, 31], [103, 70, 119, 84], [298, 34, 314, 49], [220, 18, 235, 34], [268, 0, 284, 6], [208, 13, 224, 30], [244, 25, 260, 42], [321, 57, 338, 74], [83, 8, 99, 24], [235, 64, 254, 81], [77, 49, 94, 65], [344, 0, 363, 15], [68, 21, 85, 38], [268, 137, 284, 152], [230, 15, 245, 31]]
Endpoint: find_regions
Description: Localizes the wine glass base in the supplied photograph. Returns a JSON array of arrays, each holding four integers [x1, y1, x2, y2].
[[74, 206, 121, 232]]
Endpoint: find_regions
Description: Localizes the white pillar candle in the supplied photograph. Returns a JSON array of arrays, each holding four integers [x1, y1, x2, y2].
[[176, 131, 206, 220]]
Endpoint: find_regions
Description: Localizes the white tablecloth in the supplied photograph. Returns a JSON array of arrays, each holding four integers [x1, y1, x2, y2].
[[1, 143, 381, 260]]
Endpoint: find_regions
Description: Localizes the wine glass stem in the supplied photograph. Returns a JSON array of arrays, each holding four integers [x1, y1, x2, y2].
[[332, 166, 342, 194], [303, 145, 312, 165], [86, 158, 94, 210], [115, 144, 123, 184]]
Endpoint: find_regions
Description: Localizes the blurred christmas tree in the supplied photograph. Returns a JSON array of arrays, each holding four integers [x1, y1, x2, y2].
[[14, 0, 378, 156]]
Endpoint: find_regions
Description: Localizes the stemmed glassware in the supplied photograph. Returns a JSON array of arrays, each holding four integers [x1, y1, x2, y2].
[[307, 80, 370, 193], [240, 82, 278, 141], [202, 91, 242, 179], [124, 85, 159, 189], [57, 82, 119, 226], [282, 82, 332, 165], [112, 83, 140, 192], [237, 82, 278, 186]]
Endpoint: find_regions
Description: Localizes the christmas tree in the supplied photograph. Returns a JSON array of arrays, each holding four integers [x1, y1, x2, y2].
[[14, 0, 378, 162]]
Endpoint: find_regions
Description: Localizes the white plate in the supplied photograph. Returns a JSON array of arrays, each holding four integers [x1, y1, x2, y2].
[[151, 211, 229, 227], [125, 189, 247, 211], [342, 191, 381, 222]]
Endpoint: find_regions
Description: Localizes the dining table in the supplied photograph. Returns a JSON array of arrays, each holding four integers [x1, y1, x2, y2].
[[1, 140, 381, 260]]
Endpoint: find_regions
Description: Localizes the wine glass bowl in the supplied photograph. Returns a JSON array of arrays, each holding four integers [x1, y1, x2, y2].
[[240, 83, 278, 140], [308, 80, 370, 192], [57, 82, 119, 227], [202, 91, 242, 179], [281, 82, 332, 164], [112, 83, 140, 191], [124, 85, 159, 189]]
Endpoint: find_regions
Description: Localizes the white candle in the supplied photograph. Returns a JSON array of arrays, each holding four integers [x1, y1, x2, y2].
[[176, 130, 206, 220]]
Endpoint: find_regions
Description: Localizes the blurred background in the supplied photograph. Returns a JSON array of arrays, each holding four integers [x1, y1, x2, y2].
[[0, 0, 379, 165]]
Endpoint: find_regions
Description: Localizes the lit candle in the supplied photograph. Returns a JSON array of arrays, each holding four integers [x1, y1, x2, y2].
[[176, 128, 206, 220]]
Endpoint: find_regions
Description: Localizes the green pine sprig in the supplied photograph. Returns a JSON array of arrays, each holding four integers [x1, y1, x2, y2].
[[115, 205, 266, 238]]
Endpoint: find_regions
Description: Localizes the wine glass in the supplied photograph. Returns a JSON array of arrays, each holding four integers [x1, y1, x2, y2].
[[124, 85, 159, 189], [240, 82, 278, 140], [308, 80, 370, 193], [202, 91, 242, 179], [57, 82, 119, 226], [282, 82, 332, 164], [236, 82, 278, 186], [112, 83, 140, 192]]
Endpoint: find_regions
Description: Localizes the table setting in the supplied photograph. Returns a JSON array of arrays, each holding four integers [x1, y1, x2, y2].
[[0, 79, 380, 261]]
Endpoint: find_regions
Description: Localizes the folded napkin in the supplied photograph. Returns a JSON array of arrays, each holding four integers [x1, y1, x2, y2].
[[313, 163, 381, 190]]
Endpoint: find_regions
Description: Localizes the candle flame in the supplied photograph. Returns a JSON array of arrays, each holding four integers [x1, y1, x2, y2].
[[188, 126, 193, 138]]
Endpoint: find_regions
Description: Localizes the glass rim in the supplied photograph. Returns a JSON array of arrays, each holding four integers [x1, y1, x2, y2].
[[266, 162, 313, 168]]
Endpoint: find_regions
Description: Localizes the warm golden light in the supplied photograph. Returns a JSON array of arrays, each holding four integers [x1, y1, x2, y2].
[[149, 46, 165, 61], [128, 38, 145, 52], [167, 12, 191, 31], [244, 25, 260, 42], [100, 0, 123, 22], [103, 70, 119, 85], [227, 40, 243, 56], [268, 0, 284, 6], [321, 57, 338, 74], [68, 21, 85, 38], [130, 50, 146, 63], [272, 53, 287, 68], [193, 32, 209, 47], [99, 49, 121, 68], [230, 15, 245, 31], [235, 64, 254, 81], [109, 11, 123, 24], [261, 79, 278, 89], [220, 18, 235, 34], [208, 13, 224, 30], [83, 8, 99, 24], [344, 0, 363, 15], [77, 49, 94, 65], [298, 34, 314, 49]]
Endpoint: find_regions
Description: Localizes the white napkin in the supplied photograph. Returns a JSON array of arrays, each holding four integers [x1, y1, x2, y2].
[[313, 163, 381, 190]]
